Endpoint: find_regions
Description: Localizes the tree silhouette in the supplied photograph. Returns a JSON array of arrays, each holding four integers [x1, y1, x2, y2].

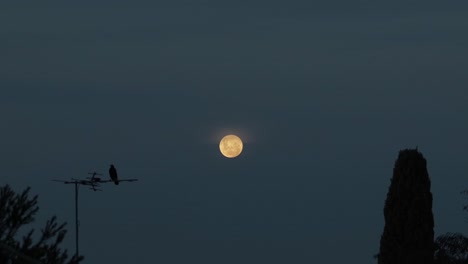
[[0, 184, 83, 264], [462, 190, 468, 218], [434, 233, 468, 264], [378, 149, 434, 264], [432, 189, 468, 264]]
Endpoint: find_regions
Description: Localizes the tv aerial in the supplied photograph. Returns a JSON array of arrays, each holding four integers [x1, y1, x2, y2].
[[52, 169, 138, 259]]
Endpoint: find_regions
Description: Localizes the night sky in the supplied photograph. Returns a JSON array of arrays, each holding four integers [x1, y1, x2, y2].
[[1, 1, 468, 263]]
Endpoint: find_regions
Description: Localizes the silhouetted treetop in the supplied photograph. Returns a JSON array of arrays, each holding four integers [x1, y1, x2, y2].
[[435, 233, 468, 264], [379, 148, 434, 264], [0, 184, 83, 264]]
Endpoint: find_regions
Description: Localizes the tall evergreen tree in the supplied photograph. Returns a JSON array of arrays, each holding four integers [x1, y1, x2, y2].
[[378, 149, 434, 264]]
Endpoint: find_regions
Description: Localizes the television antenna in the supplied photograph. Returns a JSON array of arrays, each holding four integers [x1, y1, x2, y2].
[[53, 171, 138, 259]]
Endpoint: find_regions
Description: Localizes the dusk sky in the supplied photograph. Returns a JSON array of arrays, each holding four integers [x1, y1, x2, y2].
[[1, 1, 467, 263]]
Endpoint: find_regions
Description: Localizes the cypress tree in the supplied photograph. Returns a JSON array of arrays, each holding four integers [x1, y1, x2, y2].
[[378, 149, 434, 264]]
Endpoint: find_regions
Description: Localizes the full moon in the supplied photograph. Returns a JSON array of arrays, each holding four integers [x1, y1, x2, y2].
[[219, 135, 243, 158]]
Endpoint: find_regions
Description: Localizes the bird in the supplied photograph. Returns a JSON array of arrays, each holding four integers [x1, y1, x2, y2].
[[109, 164, 119, 185]]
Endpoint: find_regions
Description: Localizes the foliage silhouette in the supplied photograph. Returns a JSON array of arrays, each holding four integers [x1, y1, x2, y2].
[[432, 189, 468, 264], [434, 233, 468, 264], [378, 149, 434, 264], [0, 184, 83, 264]]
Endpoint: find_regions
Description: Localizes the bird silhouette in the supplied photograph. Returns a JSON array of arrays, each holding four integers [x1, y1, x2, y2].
[[109, 164, 119, 185]]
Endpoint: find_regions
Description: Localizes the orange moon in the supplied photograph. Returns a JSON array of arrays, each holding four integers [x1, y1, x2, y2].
[[219, 135, 243, 158]]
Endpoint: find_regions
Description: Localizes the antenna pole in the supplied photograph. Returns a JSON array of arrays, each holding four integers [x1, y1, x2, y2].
[[75, 182, 79, 259]]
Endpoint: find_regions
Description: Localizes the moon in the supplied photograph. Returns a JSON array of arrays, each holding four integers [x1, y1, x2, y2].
[[219, 135, 243, 158]]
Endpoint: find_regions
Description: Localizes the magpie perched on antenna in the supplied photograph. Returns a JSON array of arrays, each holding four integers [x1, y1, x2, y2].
[[109, 164, 119, 185]]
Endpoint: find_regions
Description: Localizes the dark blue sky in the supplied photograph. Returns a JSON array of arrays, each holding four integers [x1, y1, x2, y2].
[[1, 1, 467, 263]]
